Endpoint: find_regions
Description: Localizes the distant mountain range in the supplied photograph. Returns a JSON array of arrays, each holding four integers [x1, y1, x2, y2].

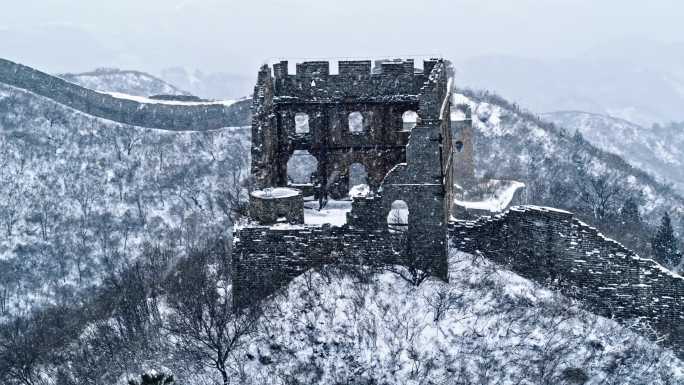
[[455, 91, 684, 223], [59, 68, 190, 97], [544, 111, 684, 196], [59, 66, 254, 101], [455, 39, 684, 126], [160, 67, 254, 100]]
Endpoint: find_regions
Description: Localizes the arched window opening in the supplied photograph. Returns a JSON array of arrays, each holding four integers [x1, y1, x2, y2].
[[455, 141, 464, 152], [348, 163, 369, 197], [402, 110, 417, 131], [349, 111, 364, 133], [387, 200, 409, 232], [287, 150, 318, 185], [295, 112, 310, 134]]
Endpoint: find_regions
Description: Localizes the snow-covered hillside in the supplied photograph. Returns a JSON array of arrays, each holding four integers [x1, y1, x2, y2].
[[160, 66, 254, 100], [59, 68, 190, 97], [0, 71, 681, 383], [455, 91, 684, 226], [543, 110, 684, 196], [0, 83, 250, 317], [111, 251, 682, 385]]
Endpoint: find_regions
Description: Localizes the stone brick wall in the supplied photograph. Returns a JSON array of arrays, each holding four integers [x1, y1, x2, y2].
[[251, 58, 443, 192], [0, 58, 250, 130], [245, 58, 454, 290], [450, 205, 684, 358], [249, 191, 304, 224], [232, 225, 407, 308]]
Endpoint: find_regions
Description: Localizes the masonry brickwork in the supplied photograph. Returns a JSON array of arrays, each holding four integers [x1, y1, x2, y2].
[[235, 58, 455, 307], [250, 59, 449, 196], [232, 222, 407, 308], [248, 189, 304, 225], [450, 205, 684, 358], [0, 58, 249, 130], [233, 58, 683, 359]]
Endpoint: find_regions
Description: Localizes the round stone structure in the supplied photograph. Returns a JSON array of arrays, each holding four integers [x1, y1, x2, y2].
[[249, 187, 304, 225]]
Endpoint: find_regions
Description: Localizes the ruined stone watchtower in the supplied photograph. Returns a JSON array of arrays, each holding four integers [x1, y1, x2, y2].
[[234, 58, 455, 307]]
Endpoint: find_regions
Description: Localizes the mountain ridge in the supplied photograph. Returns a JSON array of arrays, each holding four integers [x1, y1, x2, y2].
[[58, 67, 191, 97], [543, 110, 684, 197]]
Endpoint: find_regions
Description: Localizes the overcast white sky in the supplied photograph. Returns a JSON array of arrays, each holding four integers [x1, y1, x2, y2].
[[1, 0, 682, 76]]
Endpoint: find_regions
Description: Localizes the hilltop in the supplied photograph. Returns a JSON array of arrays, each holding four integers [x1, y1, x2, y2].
[[58, 68, 191, 97]]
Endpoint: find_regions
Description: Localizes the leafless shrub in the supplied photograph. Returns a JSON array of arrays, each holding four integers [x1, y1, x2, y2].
[[425, 285, 463, 322]]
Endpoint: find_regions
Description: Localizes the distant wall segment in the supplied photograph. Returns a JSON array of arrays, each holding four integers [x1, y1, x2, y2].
[[0, 58, 250, 130]]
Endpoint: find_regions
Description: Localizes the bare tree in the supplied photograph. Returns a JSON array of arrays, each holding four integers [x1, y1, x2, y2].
[[424, 285, 463, 322], [165, 246, 260, 385], [576, 166, 628, 221]]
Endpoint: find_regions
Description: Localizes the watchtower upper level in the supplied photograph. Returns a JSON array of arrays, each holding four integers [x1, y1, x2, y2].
[[261, 59, 437, 103], [251, 58, 451, 196]]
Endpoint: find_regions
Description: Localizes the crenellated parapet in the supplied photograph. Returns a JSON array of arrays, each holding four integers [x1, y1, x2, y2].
[[267, 58, 432, 103]]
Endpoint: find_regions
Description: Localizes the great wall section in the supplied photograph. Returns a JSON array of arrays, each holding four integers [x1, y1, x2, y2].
[[232, 57, 684, 359], [1, 57, 681, 359], [451, 206, 684, 357], [0, 58, 250, 131]]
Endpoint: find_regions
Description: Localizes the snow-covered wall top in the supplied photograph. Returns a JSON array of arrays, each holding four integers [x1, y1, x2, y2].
[[0, 58, 250, 131], [451, 205, 684, 359]]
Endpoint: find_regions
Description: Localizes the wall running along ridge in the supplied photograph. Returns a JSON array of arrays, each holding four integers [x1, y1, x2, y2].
[[0, 58, 251, 130], [450, 205, 684, 358]]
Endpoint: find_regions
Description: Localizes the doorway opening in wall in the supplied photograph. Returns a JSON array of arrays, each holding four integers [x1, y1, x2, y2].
[[348, 162, 369, 197], [387, 200, 409, 232]]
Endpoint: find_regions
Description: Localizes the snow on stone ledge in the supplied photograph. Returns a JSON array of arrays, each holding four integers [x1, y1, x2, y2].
[[304, 199, 351, 227], [251, 187, 301, 199], [349, 184, 370, 198], [100, 91, 236, 106], [454, 180, 525, 213]]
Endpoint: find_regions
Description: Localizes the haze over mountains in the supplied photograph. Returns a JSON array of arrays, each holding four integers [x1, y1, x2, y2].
[[4, 21, 683, 120], [455, 39, 684, 127]]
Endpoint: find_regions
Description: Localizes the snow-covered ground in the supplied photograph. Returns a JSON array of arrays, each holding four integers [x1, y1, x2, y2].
[[454, 91, 684, 224], [544, 110, 684, 196], [304, 199, 352, 227], [0, 83, 251, 316], [223, 250, 682, 385], [251, 187, 301, 199]]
